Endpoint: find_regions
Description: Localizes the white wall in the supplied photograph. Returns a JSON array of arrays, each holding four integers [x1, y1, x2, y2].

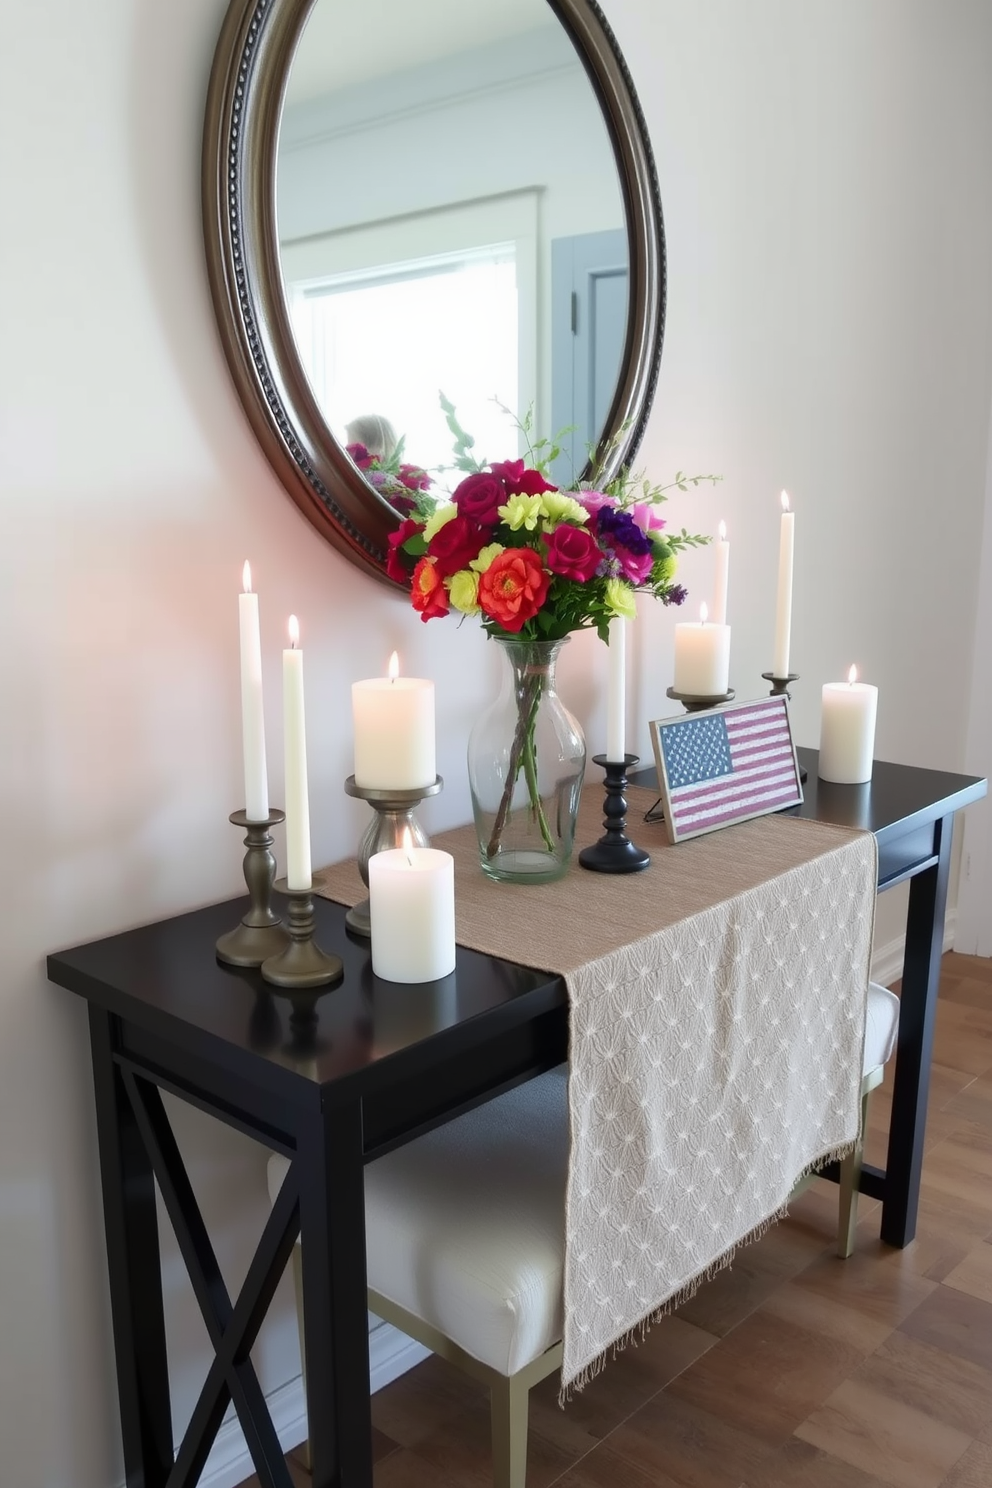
[[2, 3, 991, 1486]]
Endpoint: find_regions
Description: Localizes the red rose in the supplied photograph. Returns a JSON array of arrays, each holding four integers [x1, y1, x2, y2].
[[451, 471, 505, 526], [489, 459, 556, 496], [410, 557, 450, 622], [427, 515, 487, 578], [345, 441, 374, 470], [544, 523, 602, 582], [478, 547, 550, 632], [386, 518, 424, 583]]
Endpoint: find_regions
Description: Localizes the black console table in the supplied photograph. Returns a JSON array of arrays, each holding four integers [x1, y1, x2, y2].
[[47, 750, 985, 1488]]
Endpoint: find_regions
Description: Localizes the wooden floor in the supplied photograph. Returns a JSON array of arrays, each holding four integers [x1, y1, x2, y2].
[[240, 951, 992, 1488]]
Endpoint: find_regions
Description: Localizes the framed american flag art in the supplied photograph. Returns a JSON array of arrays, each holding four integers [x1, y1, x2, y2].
[[649, 695, 803, 844]]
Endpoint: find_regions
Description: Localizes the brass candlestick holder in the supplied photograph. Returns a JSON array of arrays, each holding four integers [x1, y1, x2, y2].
[[216, 809, 290, 967], [343, 775, 443, 937], [579, 754, 651, 873], [260, 879, 343, 990], [666, 685, 735, 714]]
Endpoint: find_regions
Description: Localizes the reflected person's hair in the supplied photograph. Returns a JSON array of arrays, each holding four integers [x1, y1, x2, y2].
[[345, 414, 398, 461]]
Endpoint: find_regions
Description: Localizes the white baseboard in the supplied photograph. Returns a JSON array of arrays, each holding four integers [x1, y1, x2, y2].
[[871, 907, 956, 988], [189, 1322, 430, 1488]]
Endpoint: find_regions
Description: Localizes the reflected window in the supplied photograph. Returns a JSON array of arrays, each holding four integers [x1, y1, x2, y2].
[[289, 245, 519, 492]]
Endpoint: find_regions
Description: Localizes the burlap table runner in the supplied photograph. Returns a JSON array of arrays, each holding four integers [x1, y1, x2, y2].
[[318, 785, 877, 1390]]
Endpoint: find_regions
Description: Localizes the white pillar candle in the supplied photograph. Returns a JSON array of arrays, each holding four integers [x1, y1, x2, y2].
[[368, 839, 456, 983], [352, 652, 436, 790], [239, 561, 269, 822], [283, 615, 312, 890], [819, 666, 878, 784], [673, 603, 731, 697], [606, 617, 626, 761], [711, 521, 730, 626], [772, 491, 795, 678]]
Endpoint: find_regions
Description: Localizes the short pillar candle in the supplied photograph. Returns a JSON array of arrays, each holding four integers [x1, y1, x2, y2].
[[368, 841, 456, 983], [673, 604, 731, 696], [352, 652, 436, 790], [819, 666, 878, 783]]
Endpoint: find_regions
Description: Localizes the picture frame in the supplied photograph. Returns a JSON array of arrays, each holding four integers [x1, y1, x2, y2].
[[649, 695, 803, 845]]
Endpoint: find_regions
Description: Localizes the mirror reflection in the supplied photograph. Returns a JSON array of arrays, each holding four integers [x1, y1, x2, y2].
[[275, 0, 629, 502]]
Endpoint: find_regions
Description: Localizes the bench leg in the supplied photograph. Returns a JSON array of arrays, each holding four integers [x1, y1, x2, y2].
[[490, 1369, 531, 1488], [838, 1085, 872, 1258]]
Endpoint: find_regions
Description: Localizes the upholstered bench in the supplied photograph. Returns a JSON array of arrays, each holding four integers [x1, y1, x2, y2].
[[268, 983, 899, 1488]]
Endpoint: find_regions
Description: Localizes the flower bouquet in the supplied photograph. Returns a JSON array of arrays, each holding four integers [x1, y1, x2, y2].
[[386, 405, 714, 881]]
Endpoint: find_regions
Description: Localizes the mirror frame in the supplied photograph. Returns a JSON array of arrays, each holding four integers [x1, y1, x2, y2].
[[203, 0, 666, 586]]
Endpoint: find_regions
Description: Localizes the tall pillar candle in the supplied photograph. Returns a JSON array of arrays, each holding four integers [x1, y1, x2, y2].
[[369, 841, 456, 982], [283, 615, 312, 889], [818, 666, 878, 783], [352, 652, 436, 789], [239, 561, 268, 821], [606, 617, 626, 761], [772, 491, 795, 678], [712, 521, 730, 626], [673, 604, 731, 696]]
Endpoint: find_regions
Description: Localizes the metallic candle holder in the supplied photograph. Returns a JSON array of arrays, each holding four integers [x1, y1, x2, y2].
[[260, 879, 344, 990], [343, 775, 443, 937], [579, 755, 651, 874], [666, 685, 736, 714], [761, 671, 799, 700], [216, 809, 290, 967]]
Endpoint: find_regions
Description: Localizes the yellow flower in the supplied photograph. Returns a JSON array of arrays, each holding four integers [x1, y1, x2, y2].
[[605, 578, 637, 619], [656, 554, 677, 584], [539, 492, 589, 530], [422, 503, 458, 542], [498, 494, 543, 532], [470, 543, 504, 573], [448, 569, 481, 615]]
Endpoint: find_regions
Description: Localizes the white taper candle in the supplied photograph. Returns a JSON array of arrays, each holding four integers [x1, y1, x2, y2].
[[283, 615, 312, 890], [772, 492, 795, 678], [239, 562, 269, 822], [606, 617, 626, 762], [712, 521, 730, 626]]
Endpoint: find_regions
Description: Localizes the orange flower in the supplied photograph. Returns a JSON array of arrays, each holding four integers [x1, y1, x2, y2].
[[478, 547, 550, 632], [411, 557, 450, 622]]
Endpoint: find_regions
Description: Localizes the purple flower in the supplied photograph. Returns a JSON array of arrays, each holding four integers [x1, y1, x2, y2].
[[596, 506, 652, 555], [663, 585, 688, 606], [576, 490, 617, 518]]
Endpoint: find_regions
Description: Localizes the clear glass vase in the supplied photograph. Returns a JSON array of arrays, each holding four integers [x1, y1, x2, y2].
[[467, 637, 586, 884]]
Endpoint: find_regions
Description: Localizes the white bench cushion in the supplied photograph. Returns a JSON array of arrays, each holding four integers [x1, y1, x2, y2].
[[267, 984, 897, 1380], [865, 982, 899, 1073], [268, 1066, 569, 1377]]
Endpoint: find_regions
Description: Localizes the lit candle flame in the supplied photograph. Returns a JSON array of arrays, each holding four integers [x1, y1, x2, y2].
[[288, 614, 300, 649], [242, 560, 252, 594], [718, 520, 727, 541], [848, 664, 858, 686], [388, 651, 400, 683], [401, 824, 415, 866], [781, 490, 790, 512], [699, 602, 709, 625]]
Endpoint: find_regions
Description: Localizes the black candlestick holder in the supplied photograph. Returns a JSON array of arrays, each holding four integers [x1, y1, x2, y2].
[[579, 755, 651, 873], [761, 672, 806, 781], [216, 809, 290, 967], [260, 880, 344, 990], [343, 774, 443, 937], [666, 685, 735, 715], [761, 671, 799, 700]]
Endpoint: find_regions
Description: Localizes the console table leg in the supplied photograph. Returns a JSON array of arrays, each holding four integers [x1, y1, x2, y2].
[[298, 1100, 373, 1488], [88, 1007, 173, 1487], [881, 813, 953, 1247]]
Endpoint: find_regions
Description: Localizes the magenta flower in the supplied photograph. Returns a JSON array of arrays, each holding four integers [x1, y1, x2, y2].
[[544, 523, 601, 582]]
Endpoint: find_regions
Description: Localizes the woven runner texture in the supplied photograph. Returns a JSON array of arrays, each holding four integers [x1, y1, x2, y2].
[[318, 785, 877, 1389]]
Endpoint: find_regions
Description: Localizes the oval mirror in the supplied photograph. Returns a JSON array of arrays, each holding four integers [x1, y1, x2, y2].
[[203, 0, 665, 585]]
